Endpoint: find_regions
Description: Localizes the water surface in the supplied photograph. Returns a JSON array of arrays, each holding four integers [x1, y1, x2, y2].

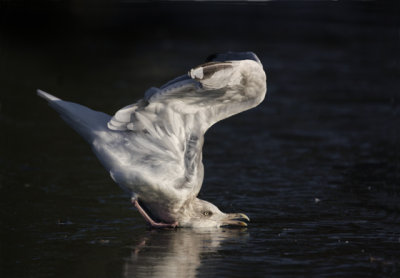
[[1, 2, 399, 277]]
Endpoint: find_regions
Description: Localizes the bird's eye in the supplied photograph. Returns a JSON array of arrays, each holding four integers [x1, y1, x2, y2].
[[202, 211, 212, 217]]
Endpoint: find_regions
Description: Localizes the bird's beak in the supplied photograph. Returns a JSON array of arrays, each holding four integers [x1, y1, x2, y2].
[[221, 213, 250, 227]]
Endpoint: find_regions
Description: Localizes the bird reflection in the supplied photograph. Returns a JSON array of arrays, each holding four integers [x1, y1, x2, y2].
[[122, 228, 248, 278]]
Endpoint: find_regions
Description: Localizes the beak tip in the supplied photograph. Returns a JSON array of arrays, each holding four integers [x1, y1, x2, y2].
[[240, 213, 250, 222], [239, 221, 248, 227], [222, 213, 250, 227]]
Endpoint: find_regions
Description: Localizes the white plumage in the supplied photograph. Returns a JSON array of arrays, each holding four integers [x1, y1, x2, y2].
[[38, 52, 267, 228]]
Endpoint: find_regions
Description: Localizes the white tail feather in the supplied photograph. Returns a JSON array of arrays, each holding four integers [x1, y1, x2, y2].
[[37, 89, 111, 143]]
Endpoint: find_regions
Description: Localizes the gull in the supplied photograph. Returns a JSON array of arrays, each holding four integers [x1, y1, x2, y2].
[[37, 52, 267, 228]]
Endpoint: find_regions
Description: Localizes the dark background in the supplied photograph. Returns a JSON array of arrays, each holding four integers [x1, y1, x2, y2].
[[1, 1, 399, 277]]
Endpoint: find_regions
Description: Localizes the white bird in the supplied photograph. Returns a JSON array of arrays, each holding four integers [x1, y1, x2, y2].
[[38, 52, 267, 228]]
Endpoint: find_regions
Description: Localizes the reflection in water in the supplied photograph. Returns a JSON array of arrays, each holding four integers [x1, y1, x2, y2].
[[122, 228, 248, 278]]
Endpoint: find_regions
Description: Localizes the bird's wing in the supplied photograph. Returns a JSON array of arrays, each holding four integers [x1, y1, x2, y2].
[[108, 59, 265, 133], [104, 57, 266, 203]]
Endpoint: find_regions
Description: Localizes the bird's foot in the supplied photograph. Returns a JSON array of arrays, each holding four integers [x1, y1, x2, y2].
[[148, 221, 178, 229], [132, 198, 178, 229]]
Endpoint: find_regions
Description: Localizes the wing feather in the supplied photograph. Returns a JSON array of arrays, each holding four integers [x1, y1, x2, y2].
[[104, 55, 266, 204]]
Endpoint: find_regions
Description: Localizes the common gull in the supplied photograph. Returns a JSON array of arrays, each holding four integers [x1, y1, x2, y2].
[[37, 52, 267, 228]]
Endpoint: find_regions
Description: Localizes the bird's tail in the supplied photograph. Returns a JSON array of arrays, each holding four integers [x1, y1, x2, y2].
[[37, 89, 111, 143]]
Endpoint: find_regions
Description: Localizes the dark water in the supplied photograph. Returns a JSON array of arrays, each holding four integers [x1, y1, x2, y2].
[[1, 2, 400, 277]]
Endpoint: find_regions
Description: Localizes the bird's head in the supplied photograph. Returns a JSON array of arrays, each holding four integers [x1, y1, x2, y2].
[[178, 198, 250, 228]]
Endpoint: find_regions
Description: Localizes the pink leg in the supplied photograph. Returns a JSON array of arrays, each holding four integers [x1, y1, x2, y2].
[[132, 199, 178, 229]]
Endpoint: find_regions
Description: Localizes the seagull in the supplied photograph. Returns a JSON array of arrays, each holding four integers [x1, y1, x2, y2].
[[37, 52, 267, 228]]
